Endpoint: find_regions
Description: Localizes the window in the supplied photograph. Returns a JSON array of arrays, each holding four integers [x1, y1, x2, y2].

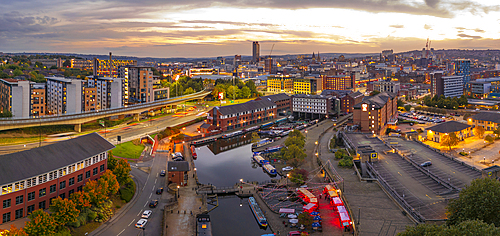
[[50, 184, 56, 193], [27, 205, 35, 214], [15, 209, 23, 219], [2, 212, 10, 223], [60, 181, 66, 190], [39, 188, 46, 197], [69, 189, 74, 197], [3, 199, 11, 209], [39, 201, 46, 210], [78, 174, 83, 182], [49, 197, 56, 205], [69, 177, 75, 186], [93, 167, 98, 175], [100, 164, 105, 172], [77, 186, 83, 192], [86, 171, 91, 178], [59, 193, 65, 199], [17, 195, 25, 204]]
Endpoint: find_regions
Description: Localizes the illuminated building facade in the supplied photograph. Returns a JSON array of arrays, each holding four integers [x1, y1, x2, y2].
[[353, 92, 397, 135]]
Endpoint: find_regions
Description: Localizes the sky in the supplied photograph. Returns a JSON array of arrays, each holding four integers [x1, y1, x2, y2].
[[1, 0, 500, 58]]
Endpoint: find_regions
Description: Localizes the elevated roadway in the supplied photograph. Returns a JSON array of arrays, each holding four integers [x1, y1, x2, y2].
[[0, 90, 210, 132]]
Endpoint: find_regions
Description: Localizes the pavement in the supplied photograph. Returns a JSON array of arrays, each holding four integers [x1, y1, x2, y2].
[[164, 143, 204, 236]]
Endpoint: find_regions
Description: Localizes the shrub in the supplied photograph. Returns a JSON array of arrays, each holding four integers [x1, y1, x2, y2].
[[87, 211, 97, 222], [120, 180, 136, 202], [338, 156, 354, 168], [459, 152, 469, 156], [335, 149, 347, 160]]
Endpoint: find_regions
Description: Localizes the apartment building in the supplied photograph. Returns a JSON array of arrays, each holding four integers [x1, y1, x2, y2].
[[353, 92, 398, 135], [293, 77, 322, 95], [322, 75, 353, 90], [119, 66, 153, 103], [373, 80, 400, 94], [254, 93, 291, 113], [46, 77, 83, 115], [31, 83, 46, 117], [292, 94, 336, 120], [266, 76, 294, 93], [85, 76, 125, 110], [430, 72, 463, 98]]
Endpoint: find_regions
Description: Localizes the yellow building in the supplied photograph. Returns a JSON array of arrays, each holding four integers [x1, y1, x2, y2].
[[267, 76, 293, 93], [469, 112, 500, 131], [293, 78, 321, 95], [426, 121, 472, 143]]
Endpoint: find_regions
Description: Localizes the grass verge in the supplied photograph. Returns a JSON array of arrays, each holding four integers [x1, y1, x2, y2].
[[113, 141, 144, 159]]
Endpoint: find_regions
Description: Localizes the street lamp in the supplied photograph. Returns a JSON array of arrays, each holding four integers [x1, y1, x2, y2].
[[177, 185, 180, 198], [286, 174, 289, 188], [315, 141, 318, 145], [305, 130, 308, 138]]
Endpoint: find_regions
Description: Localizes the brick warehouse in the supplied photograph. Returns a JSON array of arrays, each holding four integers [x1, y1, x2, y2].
[[0, 133, 114, 225], [205, 99, 277, 132]]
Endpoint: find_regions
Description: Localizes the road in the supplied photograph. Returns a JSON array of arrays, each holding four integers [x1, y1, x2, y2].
[[0, 112, 205, 155], [91, 141, 171, 236]]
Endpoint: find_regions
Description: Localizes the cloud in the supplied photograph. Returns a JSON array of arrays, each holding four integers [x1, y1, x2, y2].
[[474, 28, 485, 33], [425, 0, 440, 8], [424, 24, 432, 30], [0, 12, 58, 35], [457, 33, 482, 39], [389, 25, 404, 28]]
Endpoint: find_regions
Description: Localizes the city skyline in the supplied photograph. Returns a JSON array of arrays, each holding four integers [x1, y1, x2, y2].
[[1, 0, 499, 58]]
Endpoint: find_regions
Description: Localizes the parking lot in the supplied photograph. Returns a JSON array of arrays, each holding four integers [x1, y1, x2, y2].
[[346, 134, 451, 220]]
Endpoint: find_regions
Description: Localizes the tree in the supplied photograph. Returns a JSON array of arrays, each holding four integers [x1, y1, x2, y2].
[[397, 99, 405, 107], [100, 170, 120, 195], [172, 133, 185, 142], [447, 178, 500, 226], [70, 191, 91, 211], [474, 126, 485, 138], [107, 151, 118, 171], [1, 225, 28, 236], [298, 212, 314, 228], [369, 90, 381, 96], [404, 105, 412, 112], [49, 197, 80, 227], [212, 84, 225, 99], [13, 68, 23, 76], [251, 132, 259, 143], [440, 133, 460, 151], [245, 80, 257, 95], [239, 86, 251, 99], [62, 60, 71, 67], [458, 95, 468, 106], [399, 220, 500, 236], [184, 87, 195, 95], [24, 210, 57, 236], [282, 145, 307, 161], [83, 179, 109, 206], [226, 85, 239, 100], [284, 136, 305, 149], [485, 135, 494, 143], [113, 158, 132, 185], [288, 129, 305, 142]]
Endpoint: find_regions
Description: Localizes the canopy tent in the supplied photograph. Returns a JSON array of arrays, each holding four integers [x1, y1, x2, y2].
[[279, 208, 295, 214], [288, 214, 297, 219], [313, 215, 322, 221], [331, 197, 343, 206], [289, 219, 299, 224], [312, 222, 321, 227], [309, 211, 320, 216], [303, 203, 316, 212]]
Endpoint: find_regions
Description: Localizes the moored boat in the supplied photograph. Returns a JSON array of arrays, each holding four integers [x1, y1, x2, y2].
[[263, 163, 277, 175], [248, 197, 268, 228], [252, 153, 266, 165]]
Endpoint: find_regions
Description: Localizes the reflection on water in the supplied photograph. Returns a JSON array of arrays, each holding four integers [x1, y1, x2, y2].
[[205, 134, 252, 155], [195, 141, 277, 236], [195, 143, 277, 187], [210, 196, 272, 236]]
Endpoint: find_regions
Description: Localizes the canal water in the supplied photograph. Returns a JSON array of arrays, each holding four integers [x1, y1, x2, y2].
[[194, 135, 276, 235]]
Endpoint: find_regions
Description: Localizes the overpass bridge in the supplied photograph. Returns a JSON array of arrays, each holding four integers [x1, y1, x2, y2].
[[0, 90, 211, 132]]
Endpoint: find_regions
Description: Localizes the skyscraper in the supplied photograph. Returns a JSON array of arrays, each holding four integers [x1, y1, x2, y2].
[[252, 42, 260, 63]]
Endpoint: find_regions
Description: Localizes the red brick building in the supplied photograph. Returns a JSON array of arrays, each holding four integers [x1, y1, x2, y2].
[[167, 161, 190, 187], [0, 133, 114, 225], [205, 99, 277, 132], [254, 93, 291, 113], [322, 75, 353, 90], [353, 92, 398, 135], [341, 91, 364, 114]]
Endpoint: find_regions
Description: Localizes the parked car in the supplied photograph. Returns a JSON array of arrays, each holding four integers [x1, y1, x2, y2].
[[174, 157, 183, 161], [135, 219, 148, 228], [409, 123, 414, 126], [156, 188, 164, 194], [141, 210, 152, 219], [160, 170, 166, 176], [149, 199, 158, 208], [282, 166, 294, 171], [420, 161, 432, 167]]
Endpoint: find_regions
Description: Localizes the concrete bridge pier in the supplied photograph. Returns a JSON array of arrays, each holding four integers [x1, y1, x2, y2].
[[134, 113, 140, 122], [74, 124, 81, 132]]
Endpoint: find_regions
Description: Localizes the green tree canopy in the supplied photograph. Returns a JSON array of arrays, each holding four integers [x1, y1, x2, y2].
[[49, 197, 80, 227], [288, 129, 305, 142], [24, 210, 57, 236], [446, 178, 500, 227], [485, 135, 494, 143], [184, 87, 195, 95], [440, 132, 460, 151], [282, 144, 307, 161], [399, 220, 500, 236], [474, 126, 485, 138], [285, 135, 305, 149]]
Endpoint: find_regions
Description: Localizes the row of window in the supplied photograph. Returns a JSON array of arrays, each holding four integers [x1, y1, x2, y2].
[[1, 153, 106, 195]]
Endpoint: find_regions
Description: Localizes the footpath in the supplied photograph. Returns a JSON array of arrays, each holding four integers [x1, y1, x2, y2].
[[317, 125, 414, 236]]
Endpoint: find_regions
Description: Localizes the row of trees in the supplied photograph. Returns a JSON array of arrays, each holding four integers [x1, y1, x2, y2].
[[211, 78, 259, 100], [160, 76, 206, 97], [400, 178, 500, 235], [1, 153, 132, 236], [440, 126, 499, 151], [423, 95, 468, 110]]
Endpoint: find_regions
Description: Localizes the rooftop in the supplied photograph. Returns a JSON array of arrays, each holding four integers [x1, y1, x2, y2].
[[257, 93, 290, 102], [46, 76, 80, 83], [167, 161, 190, 172], [292, 94, 332, 99], [215, 99, 276, 116], [426, 121, 471, 133], [0, 133, 114, 186], [470, 112, 500, 123], [353, 92, 396, 109]]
